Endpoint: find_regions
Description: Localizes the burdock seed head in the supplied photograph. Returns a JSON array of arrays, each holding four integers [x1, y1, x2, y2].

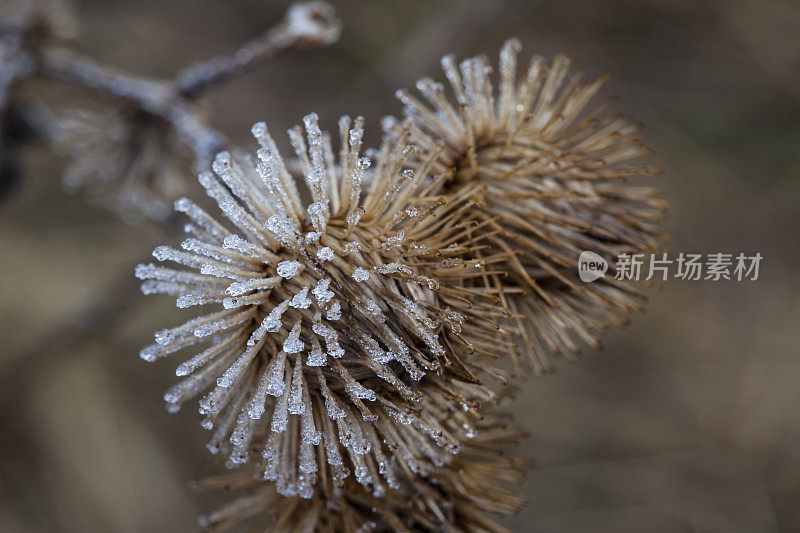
[[390, 39, 669, 374], [136, 113, 514, 498]]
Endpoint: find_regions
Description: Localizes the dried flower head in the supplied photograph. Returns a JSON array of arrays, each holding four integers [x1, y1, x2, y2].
[[391, 39, 668, 374], [194, 410, 528, 532], [136, 113, 512, 498], [54, 104, 194, 220]]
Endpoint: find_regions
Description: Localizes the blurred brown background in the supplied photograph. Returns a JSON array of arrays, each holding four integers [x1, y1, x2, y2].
[[2, 0, 799, 531]]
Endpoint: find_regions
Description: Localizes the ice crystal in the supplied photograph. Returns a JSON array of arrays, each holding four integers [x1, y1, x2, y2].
[[325, 300, 341, 321], [316, 246, 334, 262], [352, 267, 369, 282]]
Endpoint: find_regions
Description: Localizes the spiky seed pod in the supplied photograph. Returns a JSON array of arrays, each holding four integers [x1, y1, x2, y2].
[[136, 113, 513, 498], [54, 105, 193, 221], [194, 410, 528, 532], [391, 39, 668, 374]]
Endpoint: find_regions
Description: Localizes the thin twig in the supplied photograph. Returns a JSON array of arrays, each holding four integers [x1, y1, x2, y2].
[[176, 1, 340, 97]]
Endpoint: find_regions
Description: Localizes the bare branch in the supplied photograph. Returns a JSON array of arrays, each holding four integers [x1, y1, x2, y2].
[[176, 1, 341, 97], [35, 2, 340, 166], [40, 47, 224, 164]]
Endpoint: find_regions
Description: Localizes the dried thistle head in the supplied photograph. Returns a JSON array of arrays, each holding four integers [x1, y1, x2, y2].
[[194, 410, 528, 532], [391, 39, 668, 374], [54, 104, 194, 220], [136, 113, 513, 498]]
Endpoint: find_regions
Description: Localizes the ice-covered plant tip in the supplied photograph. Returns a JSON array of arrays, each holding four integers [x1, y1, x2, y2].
[[195, 411, 528, 532]]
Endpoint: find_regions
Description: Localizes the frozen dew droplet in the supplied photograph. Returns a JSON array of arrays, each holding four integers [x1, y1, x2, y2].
[[139, 346, 159, 362], [312, 319, 344, 358], [266, 215, 299, 249], [228, 408, 249, 447], [266, 351, 287, 397], [216, 343, 258, 388], [306, 337, 326, 366], [287, 357, 305, 415], [271, 378, 290, 433], [276, 260, 302, 279], [289, 287, 312, 309], [381, 115, 398, 133], [346, 381, 376, 402], [327, 344, 345, 359], [312, 278, 334, 305], [283, 321, 305, 354], [248, 367, 271, 420], [316, 246, 334, 262], [360, 334, 392, 364], [251, 121, 267, 139], [325, 300, 342, 321], [306, 201, 329, 233], [222, 234, 267, 260], [316, 369, 345, 420], [363, 299, 383, 317], [376, 262, 412, 275], [299, 386, 321, 445], [262, 430, 279, 461], [258, 298, 291, 340], [352, 267, 370, 282], [353, 465, 371, 485], [211, 150, 232, 175], [346, 208, 364, 230], [383, 230, 405, 248], [193, 308, 255, 338], [298, 442, 317, 474]]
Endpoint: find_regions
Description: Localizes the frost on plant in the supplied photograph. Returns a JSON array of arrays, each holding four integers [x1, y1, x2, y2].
[[136, 113, 513, 498], [194, 411, 529, 532]]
